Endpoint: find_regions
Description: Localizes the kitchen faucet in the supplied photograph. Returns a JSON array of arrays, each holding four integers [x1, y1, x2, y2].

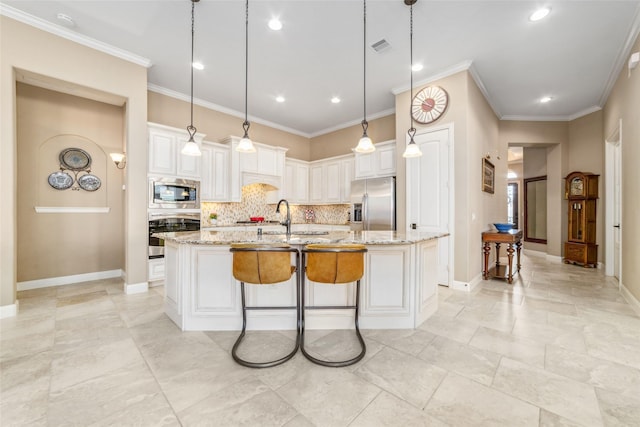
[[276, 199, 291, 236]]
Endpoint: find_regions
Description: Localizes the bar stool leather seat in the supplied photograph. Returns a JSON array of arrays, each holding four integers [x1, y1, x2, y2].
[[230, 243, 300, 368], [301, 243, 367, 367]]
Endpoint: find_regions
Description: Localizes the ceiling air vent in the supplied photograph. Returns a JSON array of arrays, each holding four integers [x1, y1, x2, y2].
[[371, 38, 391, 53]]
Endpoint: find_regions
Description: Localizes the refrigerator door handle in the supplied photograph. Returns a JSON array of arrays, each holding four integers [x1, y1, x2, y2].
[[363, 193, 369, 231]]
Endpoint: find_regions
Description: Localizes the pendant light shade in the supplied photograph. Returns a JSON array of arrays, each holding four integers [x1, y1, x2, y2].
[[182, 0, 202, 157], [236, 0, 256, 153], [402, 0, 422, 159], [354, 0, 375, 153]]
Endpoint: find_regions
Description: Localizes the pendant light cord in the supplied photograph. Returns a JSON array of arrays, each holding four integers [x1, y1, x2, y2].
[[409, 1, 415, 135], [188, 0, 196, 139], [362, 0, 367, 129], [243, 0, 250, 131]]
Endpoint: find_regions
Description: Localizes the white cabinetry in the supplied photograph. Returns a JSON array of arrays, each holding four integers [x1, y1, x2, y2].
[[200, 142, 230, 201], [354, 140, 396, 179], [148, 122, 203, 179], [221, 136, 287, 202], [284, 159, 310, 204], [308, 155, 354, 204]]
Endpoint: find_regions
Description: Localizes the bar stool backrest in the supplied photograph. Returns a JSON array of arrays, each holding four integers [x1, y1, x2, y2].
[[231, 243, 295, 285], [304, 244, 367, 284]]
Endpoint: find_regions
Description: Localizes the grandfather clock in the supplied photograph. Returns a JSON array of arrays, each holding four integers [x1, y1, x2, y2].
[[564, 171, 599, 267]]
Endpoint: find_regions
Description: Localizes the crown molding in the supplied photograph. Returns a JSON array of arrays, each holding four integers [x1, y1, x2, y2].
[[0, 4, 152, 68], [598, 4, 640, 107], [308, 109, 396, 138], [391, 60, 473, 95], [501, 105, 602, 122]]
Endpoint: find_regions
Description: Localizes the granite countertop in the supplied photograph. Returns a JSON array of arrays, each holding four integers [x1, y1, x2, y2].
[[154, 230, 449, 246]]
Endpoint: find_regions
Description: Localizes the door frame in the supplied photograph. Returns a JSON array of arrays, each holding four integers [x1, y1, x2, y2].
[[405, 122, 455, 287], [605, 119, 622, 280]]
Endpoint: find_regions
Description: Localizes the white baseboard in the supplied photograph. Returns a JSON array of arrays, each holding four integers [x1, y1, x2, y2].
[[524, 249, 546, 258], [126, 281, 149, 294], [17, 269, 123, 291], [546, 254, 563, 263], [620, 281, 640, 317], [0, 301, 18, 319], [451, 273, 482, 292]]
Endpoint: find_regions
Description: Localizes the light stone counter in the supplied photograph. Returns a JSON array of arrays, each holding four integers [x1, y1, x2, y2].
[[156, 230, 448, 246], [158, 230, 448, 332]]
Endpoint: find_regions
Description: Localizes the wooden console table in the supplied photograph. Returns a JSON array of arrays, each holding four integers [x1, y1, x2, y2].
[[482, 230, 523, 284]]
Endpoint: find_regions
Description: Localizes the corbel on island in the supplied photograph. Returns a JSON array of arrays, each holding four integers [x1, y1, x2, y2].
[[155, 230, 448, 331]]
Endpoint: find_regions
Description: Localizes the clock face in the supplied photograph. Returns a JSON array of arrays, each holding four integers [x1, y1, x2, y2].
[[570, 177, 584, 196], [412, 86, 448, 124]]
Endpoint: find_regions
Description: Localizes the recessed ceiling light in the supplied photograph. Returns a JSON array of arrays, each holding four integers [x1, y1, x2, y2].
[[56, 12, 75, 27], [268, 18, 283, 31], [192, 62, 204, 70], [331, 97, 341, 104], [411, 63, 423, 72], [529, 7, 551, 22], [540, 96, 552, 103], [275, 96, 285, 103]]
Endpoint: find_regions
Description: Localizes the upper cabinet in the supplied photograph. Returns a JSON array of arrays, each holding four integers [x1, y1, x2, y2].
[[220, 136, 288, 202], [148, 122, 204, 179], [354, 140, 396, 179], [200, 142, 230, 201], [284, 158, 310, 204], [309, 155, 354, 204]]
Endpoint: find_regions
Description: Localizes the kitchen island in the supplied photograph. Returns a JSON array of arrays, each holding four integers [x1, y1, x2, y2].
[[157, 230, 447, 331]]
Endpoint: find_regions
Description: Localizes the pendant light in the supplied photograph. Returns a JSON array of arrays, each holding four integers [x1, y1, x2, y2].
[[236, 0, 256, 153], [182, 0, 202, 156], [403, 0, 422, 158], [354, 0, 375, 153]]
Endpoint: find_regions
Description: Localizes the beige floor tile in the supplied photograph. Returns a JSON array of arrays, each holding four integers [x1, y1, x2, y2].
[[425, 372, 540, 426], [351, 391, 449, 427], [492, 357, 603, 426], [48, 362, 176, 426], [511, 317, 587, 353], [595, 387, 640, 427], [179, 377, 298, 426], [418, 335, 501, 386], [583, 321, 640, 370], [539, 409, 587, 427], [278, 364, 381, 427], [363, 328, 437, 356], [354, 347, 447, 408], [469, 326, 546, 367], [418, 314, 480, 344]]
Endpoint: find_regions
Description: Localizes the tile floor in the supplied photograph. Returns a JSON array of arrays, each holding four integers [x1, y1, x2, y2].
[[2, 254, 640, 426]]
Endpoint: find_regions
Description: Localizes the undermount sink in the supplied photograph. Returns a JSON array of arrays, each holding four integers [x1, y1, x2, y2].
[[262, 230, 330, 236]]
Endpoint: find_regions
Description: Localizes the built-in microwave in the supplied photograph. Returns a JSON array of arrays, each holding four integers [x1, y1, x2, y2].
[[148, 177, 200, 209]]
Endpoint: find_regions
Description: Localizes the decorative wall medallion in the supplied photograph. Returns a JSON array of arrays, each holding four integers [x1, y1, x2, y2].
[[59, 148, 92, 171], [77, 173, 101, 191], [48, 170, 74, 190]]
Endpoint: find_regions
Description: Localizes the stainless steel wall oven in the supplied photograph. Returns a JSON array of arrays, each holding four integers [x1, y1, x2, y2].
[[148, 213, 200, 259]]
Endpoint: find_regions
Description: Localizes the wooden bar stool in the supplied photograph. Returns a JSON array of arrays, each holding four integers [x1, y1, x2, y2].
[[300, 244, 367, 367], [230, 243, 300, 368]]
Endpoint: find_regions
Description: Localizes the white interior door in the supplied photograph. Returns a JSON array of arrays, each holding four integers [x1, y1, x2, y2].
[[406, 126, 452, 286], [613, 141, 621, 279]]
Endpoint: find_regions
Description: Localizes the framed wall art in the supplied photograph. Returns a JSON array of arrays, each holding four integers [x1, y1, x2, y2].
[[482, 157, 495, 194]]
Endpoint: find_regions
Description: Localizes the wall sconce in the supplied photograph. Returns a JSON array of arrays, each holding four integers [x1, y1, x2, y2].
[[110, 152, 126, 169]]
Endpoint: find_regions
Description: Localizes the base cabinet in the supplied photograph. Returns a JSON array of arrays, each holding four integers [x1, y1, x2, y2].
[[163, 240, 439, 331]]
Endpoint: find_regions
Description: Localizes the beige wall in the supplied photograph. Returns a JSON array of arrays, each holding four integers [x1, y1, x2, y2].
[[603, 34, 640, 302], [1, 17, 148, 307], [568, 111, 604, 259], [309, 114, 396, 160], [148, 91, 311, 161], [16, 84, 125, 281]]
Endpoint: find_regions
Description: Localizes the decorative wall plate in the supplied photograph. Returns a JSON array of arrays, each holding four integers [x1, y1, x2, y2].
[[59, 148, 91, 171], [78, 173, 101, 191], [48, 171, 74, 190]]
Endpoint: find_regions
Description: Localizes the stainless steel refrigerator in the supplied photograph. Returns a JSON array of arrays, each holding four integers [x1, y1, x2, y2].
[[350, 177, 396, 231]]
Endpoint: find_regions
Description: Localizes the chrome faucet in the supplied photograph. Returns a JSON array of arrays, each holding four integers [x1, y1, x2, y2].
[[276, 199, 291, 236]]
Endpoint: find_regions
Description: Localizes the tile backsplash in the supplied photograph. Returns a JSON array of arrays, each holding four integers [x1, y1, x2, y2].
[[202, 183, 349, 225]]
